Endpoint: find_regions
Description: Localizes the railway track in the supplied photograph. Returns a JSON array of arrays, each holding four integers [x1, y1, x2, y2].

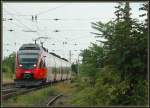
[[2, 87, 36, 100], [2, 88, 19, 94], [2, 82, 51, 100], [46, 94, 63, 106], [2, 82, 15, 90], [1, 81, 64, 100], [2, 82, 14, 86]]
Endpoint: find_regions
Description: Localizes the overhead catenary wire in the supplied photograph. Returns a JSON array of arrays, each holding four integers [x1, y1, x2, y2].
[[4, 13, 65, 45], [4, 12, 63, 44], [34, 18, 101, 21], [3, 11, 32, 16], [6, 17, 101, 22], [3, 17, 33, 31], [4, 7, 63, 47], [36, 3, 71, 16], [4, 6, 44, 37], [4, 28, 92, 32], [33, 19, 65, 43], [3, 10, 94, 47], [4, 9, 40, 36], [68, 33, 95, 42], [3, 5, 97, 62]]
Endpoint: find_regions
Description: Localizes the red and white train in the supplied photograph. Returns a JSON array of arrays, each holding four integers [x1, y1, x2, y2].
[[14, 43, 71, 87]]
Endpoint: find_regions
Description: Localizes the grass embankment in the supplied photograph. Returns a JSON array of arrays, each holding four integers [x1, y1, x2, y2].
[[2, 81, 75, 107], [2, 72, 14, 84], [2, 86, 58, 107], [53, 81, 75, 95]]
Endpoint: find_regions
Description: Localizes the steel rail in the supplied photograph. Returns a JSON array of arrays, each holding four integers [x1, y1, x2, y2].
[[2, 82, 53, 100], [2, 88, 19, 94], [46, 94, 63, 106], [2, 82, 15, 86]]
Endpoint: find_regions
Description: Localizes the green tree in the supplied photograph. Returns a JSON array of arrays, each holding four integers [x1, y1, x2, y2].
[[80, 43, 105, 87], [91, 2, 148, 105], [71, 1, 148, 106], [2, 52, 16, 74], [71, 63, 78, 74]]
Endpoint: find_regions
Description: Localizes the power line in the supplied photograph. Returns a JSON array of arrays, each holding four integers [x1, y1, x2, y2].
[[3, 6, 95, 58], [4, 7, 45, 41], [4, 6, 36, 30], [36, 3, 71, 16], [6, 17, 101, 22], [3, 11, 32, 16], [33, 21, 64, 43], [4, 10, 37, 33], [4, 12, 70, 44], [4, 28, 91, 32], [68, 34, 93, 42], [35, 18, 100, 21]]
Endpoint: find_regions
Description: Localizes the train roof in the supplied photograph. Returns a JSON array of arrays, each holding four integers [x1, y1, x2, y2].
[[61, 58, 69, 62], [19, 43, 41, 50], [19, 43, 69, 62], [49, 52, 61, 58], [49, 52, 69, 62], [19, 43, 48, 52]]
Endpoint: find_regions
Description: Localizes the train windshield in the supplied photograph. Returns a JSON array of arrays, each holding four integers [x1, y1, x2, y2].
[[18, 53, 38, 69]]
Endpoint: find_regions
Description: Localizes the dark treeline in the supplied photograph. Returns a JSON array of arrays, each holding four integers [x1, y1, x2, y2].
[[70, 2, 148, 106]]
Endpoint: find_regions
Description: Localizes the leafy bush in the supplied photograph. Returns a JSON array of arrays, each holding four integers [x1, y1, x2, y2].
[[70, 2, 148, 106]]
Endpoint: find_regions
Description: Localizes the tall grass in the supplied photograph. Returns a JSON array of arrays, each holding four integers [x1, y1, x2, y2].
[[2, 72, 14, 83], [2, 86, 58, 107]]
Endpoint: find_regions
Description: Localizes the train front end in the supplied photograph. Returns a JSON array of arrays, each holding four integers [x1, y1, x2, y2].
[[14, 44, 46, 87]]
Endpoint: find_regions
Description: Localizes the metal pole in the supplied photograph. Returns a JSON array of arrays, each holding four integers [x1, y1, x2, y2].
[[77, 55, 79, 76], [69, 50, 71, 63]]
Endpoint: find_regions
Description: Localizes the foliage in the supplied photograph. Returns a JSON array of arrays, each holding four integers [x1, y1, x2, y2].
[[2, 52, 16, 73], [71, 1, 148, 106], [2, 52, 16, 81], [71, 63, 78, 74], [2, 86, 57, 107]]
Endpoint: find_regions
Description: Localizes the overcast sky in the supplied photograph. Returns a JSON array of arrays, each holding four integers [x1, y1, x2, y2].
[[2, 2, 145, 62]]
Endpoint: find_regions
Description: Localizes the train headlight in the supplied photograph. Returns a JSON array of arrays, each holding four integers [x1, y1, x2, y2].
[[19, 64, 22, 67], [33, 64, 37, 67]]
